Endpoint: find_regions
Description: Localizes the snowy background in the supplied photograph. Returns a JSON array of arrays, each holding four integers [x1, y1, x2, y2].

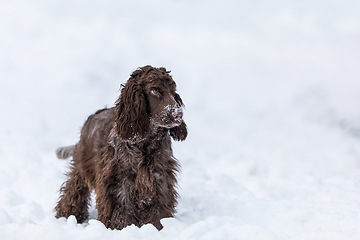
[[1, 0, 360, 239]]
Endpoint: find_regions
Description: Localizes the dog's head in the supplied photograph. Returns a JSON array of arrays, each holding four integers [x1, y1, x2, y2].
[[115, 65, 187, 142]]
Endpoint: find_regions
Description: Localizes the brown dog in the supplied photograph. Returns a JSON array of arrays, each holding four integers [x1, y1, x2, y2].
[[55, 65, 187, 230]]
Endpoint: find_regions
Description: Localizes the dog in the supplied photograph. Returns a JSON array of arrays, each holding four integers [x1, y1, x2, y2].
[[54, 65, 187, 230]]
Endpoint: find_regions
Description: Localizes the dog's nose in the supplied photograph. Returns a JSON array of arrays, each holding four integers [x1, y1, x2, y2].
[[171, 108, 183, 120]]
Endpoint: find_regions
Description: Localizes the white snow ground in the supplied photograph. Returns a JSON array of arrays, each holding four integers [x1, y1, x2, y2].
[[1, 0, 360, 239]]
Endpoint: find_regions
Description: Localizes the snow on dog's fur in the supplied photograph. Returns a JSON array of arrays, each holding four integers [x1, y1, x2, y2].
[[55, 65, 187, 230]]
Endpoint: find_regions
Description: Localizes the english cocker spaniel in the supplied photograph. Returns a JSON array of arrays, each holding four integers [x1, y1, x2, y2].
[[54, 65, 187, 230]]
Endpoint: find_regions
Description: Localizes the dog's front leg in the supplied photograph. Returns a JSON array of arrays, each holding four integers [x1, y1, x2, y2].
[[96, 186, 130, 230]]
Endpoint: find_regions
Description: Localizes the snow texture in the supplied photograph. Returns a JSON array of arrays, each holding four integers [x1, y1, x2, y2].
[[1, 0, 360, 239]]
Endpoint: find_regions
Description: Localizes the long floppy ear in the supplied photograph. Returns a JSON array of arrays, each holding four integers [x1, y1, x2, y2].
[[170, 121, 188, 141], [170, 93, 187, 141], [174, 93, 183, 106], [115, 81, 150, 141]]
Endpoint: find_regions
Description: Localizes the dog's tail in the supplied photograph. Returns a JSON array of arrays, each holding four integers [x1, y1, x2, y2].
[[55, 145, 75, 159]]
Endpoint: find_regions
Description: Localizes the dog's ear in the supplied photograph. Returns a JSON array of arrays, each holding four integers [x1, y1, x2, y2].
[[174, 93, 184, 107], [170, 121, 188, 141], [170, 93, 187, 141], [115, 80, 150, 141]]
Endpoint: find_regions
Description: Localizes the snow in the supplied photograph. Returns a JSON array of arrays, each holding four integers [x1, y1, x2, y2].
[[1, 0, 360, 239]]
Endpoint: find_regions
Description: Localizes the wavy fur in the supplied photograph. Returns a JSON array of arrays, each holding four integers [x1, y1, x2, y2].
[[55, 66, 187, 230]]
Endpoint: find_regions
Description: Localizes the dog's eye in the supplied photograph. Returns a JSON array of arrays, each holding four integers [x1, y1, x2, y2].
[[150, 89, 162, 97]]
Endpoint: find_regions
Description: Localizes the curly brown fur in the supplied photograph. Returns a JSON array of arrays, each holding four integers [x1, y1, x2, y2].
[[54, 66, 187, 230]]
